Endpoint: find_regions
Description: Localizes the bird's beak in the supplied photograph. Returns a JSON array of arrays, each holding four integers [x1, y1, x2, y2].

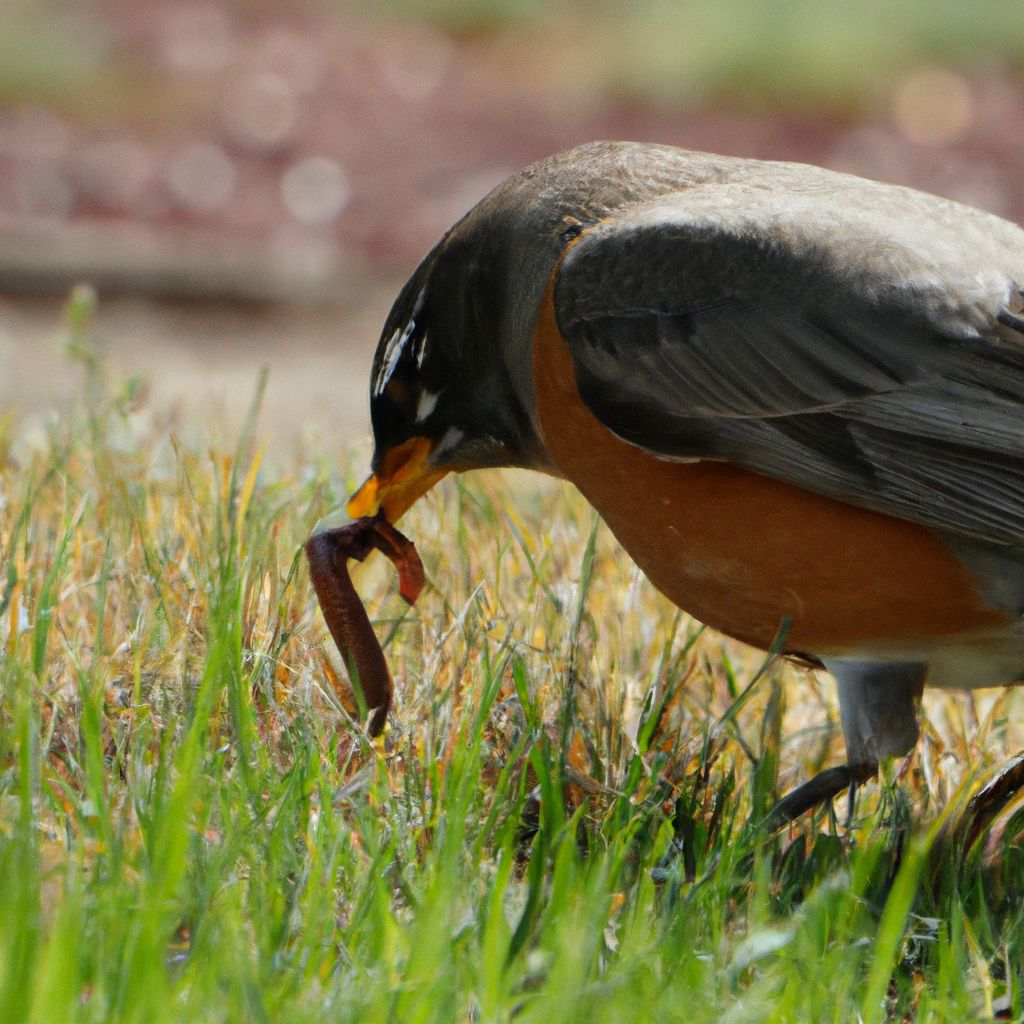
[[346, 436, 449, 523]]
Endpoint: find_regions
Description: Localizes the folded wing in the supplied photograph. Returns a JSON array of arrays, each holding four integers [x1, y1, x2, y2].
[[554, 179, 1024, 544]]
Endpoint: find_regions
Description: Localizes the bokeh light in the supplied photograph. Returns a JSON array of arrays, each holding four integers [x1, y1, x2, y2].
[[893, 67, 974, 147], [1, 0, 1023, 438], [165, 142, 236, 213]]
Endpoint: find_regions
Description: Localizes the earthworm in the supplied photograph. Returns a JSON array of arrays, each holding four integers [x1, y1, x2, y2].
[[305, 512, 424, 737]]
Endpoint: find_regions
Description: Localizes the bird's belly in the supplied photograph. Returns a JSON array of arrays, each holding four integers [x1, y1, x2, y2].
[[531, 284, 1011, 656]]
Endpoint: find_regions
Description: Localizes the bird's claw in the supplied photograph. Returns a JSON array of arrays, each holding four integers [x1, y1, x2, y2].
[[766, 762, 877, 830]]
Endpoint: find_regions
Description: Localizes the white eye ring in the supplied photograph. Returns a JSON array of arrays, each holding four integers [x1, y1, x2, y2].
[[416, 390, 439, 422]]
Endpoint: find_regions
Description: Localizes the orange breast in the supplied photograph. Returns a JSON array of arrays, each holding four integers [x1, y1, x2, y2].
[[531, 282, 1008, 655]]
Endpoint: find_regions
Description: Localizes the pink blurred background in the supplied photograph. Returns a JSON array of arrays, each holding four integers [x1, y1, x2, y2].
[[3, 0, 1024, 446]]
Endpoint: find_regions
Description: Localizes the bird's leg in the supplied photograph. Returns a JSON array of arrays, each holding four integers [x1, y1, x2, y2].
[[828, 658, 926, 767], [767, 660, 926, 828]]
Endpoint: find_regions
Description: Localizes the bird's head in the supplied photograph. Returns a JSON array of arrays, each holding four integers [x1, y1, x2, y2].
[[347, 186, 561, 523], [345, 140, 700, 523]]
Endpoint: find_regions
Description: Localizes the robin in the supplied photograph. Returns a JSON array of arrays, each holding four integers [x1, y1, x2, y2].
[[342, 140, 1024, 819]]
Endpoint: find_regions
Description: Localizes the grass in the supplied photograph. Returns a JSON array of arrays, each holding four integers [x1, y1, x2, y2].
[[3, 292, 1024, 1022]]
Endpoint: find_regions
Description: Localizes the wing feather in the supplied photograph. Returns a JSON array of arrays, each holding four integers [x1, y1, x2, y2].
[[554, 178, 1024, 544]]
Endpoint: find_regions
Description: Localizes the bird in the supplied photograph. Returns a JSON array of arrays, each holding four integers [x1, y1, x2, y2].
[[342, 140, 1024, 821]]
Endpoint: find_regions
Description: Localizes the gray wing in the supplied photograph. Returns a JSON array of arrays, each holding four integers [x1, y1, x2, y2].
[[553, 179, 1024, 544]]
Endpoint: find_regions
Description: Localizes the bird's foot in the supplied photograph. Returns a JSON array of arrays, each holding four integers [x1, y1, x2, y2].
[[766, 762, 877, 830]]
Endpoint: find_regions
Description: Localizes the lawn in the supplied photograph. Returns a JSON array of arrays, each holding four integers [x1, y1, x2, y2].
[[3, 291, 1024, 1022]]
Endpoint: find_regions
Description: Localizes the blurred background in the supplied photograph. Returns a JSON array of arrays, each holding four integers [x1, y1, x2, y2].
[[3, 0, 1024, 449]]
